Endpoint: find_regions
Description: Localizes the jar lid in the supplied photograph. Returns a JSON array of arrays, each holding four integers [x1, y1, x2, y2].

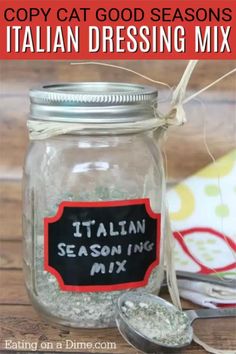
[[30, 82, 158, 123]]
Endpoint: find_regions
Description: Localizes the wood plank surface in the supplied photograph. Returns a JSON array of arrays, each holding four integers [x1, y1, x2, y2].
[[0, 270, 27, 305], [0, 305, 235, 353], [0, 305, 134, 354], [2, 60, 236, 92], [0, 181, 22, 241], [0, 241, 22, 269]]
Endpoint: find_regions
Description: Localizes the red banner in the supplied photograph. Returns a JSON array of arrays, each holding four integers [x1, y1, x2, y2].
[[0, 0, 235, 59]]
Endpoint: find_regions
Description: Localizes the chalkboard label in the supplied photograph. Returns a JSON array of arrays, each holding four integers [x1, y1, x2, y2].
[[44, 199, 161, 292]]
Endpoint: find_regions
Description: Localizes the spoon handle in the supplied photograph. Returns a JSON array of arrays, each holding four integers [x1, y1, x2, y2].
[[176, 271, 236, 288], [162, 271, 236, 288], [186, 307, 236, 324]]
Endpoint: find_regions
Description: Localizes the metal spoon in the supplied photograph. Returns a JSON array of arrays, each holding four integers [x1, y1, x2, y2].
[[116, 292, 236, 354]]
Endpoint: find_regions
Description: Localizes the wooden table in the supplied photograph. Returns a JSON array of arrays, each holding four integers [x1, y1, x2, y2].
[[0, 61, 236, 353]]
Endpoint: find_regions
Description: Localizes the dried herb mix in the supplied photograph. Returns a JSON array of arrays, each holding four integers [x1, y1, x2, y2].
[[121, 300, 192, 347]]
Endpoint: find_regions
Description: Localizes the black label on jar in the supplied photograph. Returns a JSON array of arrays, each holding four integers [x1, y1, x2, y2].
[[44, 199, 161, 292]]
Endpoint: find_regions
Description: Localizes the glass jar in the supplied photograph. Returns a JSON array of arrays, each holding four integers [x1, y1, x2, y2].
[[23, 82, 166, 328]]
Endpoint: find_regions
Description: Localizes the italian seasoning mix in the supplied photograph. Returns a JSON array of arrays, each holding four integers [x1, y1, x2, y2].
[[23, 82, 165, 328]]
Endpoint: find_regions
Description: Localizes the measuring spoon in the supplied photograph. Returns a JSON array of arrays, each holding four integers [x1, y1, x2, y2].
[[116, 292, 236, 354]]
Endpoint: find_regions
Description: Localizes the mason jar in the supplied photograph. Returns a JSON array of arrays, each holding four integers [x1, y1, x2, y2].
[[23, 82, 166, 328]]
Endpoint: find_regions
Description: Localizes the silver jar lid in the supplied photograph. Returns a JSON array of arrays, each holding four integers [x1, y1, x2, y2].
[[30, 82, 158, 123]]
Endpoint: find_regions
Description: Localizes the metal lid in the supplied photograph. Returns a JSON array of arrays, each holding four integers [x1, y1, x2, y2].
[[30, 82, 158, 123]]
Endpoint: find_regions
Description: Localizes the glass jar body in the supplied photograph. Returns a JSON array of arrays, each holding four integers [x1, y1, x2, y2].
[[23, 131, 166, 328]]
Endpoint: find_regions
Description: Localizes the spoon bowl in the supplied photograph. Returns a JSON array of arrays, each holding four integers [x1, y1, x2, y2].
[[116, 292, 193, 353]]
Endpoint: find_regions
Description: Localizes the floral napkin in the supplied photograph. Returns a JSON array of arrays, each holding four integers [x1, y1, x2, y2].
[[168, 150, 236, 308]]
